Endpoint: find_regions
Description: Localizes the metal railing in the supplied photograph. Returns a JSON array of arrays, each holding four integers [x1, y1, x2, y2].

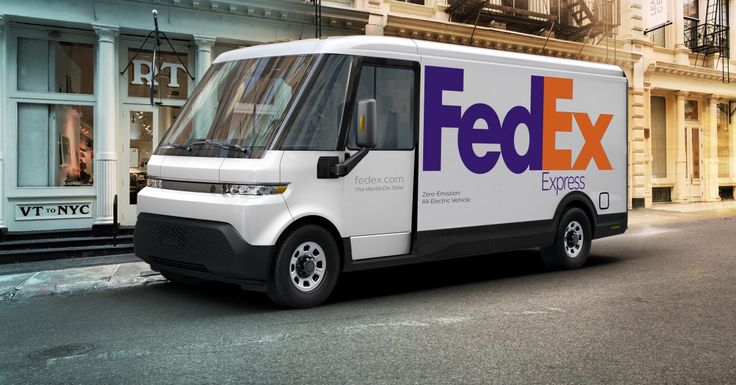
[[447, 0, 619, 28], [684, 21, 729, 55]]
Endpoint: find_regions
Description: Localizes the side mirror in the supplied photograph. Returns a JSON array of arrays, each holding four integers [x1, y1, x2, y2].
[[356, 99, 377, 149]]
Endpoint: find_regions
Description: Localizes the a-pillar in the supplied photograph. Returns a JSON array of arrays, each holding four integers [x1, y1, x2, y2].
[[0, 15, 6, 239], [674, 91, 689, 202], [705, 97, 721, 201], [194, 36, 215, 84], [92, 25, 119, 235]]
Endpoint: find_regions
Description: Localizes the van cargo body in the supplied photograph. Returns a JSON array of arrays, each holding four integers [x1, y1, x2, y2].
[[134, 36, 627, 308]]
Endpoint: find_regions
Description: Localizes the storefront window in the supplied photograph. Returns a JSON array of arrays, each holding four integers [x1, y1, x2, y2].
[[127, 49, 189, 100], [651, 96, 667, 178], [17, 38, 94, 94], [17, 104, 94, 187]]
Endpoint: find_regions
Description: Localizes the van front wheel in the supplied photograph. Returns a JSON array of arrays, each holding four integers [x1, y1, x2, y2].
[[266, 225, 340, 308], [541, 208, 592, 270]]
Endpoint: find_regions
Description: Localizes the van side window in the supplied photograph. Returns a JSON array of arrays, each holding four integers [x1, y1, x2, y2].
[[347, 65, 415, 150], [280, 55, 352, 150]]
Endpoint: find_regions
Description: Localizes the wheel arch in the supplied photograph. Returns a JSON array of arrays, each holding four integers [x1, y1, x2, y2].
[[274, 215, 345, 271], [553, 192, 598, 237]]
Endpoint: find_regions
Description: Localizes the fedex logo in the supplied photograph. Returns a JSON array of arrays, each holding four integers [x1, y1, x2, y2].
[[422, 66, 613, 174]]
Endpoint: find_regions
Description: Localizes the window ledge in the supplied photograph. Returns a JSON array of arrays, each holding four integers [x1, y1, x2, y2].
[[7, 187, 96, 199]]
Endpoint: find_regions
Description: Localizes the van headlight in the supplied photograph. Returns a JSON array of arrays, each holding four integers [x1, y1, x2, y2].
[[223, 184, 288, 195], [146, 178, 162, 188]]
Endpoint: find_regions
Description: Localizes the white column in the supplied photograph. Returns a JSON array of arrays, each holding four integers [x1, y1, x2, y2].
[[673, 0, 690, 65], [705, 97, 721, 201], [194, 36, 215, 84], [675, 92, 688, 202], [0, 15, 7, 236], [93, 25, 119, 231]]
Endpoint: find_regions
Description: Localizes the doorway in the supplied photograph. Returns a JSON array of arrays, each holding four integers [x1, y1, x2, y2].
[[686, 126, 703, 200], [119, 105, 181, 225]]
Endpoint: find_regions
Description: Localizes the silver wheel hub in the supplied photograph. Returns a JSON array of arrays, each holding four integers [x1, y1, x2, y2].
[[564, 220, 584, 258], [289, 241, 326, 292]]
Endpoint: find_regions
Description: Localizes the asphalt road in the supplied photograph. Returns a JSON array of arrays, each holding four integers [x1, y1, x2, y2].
[[1, 217, 735, 384]]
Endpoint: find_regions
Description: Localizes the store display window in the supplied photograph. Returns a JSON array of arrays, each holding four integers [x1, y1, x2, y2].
[[17, 38, 94, 94], [17, 104, 94, 187]]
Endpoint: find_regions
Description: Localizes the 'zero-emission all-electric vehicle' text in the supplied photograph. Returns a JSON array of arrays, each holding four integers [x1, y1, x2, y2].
[[134, 36, 627, 308]]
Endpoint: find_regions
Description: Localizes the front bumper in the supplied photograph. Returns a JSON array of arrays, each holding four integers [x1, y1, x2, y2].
[[134, 213, 273, 291]]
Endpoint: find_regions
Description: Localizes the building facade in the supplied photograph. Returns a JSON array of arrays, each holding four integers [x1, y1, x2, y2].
[[0, 0, 735, 237]]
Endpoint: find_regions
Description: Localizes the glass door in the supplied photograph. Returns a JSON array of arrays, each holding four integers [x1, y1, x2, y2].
[[119, 105, 182, 225], [686, 126, 704, 200], [120, 106, 158, 225]]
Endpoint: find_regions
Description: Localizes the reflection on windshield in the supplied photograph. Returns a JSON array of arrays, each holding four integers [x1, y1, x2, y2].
[[156, 55, 315, 158]]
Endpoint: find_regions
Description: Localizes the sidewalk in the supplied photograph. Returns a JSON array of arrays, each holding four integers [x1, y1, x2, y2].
[[629, 199, 736, 225], [1, 200, 735, 303], [0, 257, 165, 302]]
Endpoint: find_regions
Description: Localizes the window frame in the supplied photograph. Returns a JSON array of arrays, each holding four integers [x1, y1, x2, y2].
[[7, 26, 97, 195], [341, 56, 421, 152], [684, 99, 700, 122], [13, 28, 97, 97]]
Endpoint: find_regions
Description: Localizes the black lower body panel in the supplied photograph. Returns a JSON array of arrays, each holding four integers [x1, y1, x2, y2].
[[134, 213, 273, 291], [344, 219, 556, 272], [594, 212, 628, 239]]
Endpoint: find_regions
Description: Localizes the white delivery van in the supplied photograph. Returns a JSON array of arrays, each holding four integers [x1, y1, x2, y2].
[[135, 36, 627, 308]]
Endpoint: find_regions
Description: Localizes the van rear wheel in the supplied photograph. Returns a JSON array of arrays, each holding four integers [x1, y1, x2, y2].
[[266, 225, 340, 308], [541, 208, 591, 270]]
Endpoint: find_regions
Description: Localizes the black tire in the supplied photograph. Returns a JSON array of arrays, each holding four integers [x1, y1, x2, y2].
[[159, 270, 206, 286], [266, 225, 340, 308], [541, 208, 592, 270]]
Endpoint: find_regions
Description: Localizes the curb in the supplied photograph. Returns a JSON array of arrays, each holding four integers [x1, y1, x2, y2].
[[0, 262, 166, 302]]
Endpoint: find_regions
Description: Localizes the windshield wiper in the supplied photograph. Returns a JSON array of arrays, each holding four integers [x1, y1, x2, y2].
[[161, 142, 192, 151], [190, 140, 250, 154]]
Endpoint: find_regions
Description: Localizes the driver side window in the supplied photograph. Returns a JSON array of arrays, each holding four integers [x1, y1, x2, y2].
[[347, 64, 416, 150]]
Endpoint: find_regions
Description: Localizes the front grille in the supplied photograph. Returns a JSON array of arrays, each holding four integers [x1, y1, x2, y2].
[[150, 256, 210, 272], [137, 218, 232, 257], [158, 224, 186, 247]]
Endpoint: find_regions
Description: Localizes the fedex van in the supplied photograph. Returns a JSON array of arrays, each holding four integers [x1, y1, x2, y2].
[[134, 36, 627, 308]]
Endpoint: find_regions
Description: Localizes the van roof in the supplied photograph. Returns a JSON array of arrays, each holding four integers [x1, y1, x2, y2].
[[214, 35, 624, 78]]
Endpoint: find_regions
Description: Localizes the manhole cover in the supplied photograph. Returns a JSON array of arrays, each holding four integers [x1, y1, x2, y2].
[[28, 343, 96, 360]]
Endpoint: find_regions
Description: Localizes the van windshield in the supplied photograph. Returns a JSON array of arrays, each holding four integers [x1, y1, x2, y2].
[[156, 55, 315, 158]]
